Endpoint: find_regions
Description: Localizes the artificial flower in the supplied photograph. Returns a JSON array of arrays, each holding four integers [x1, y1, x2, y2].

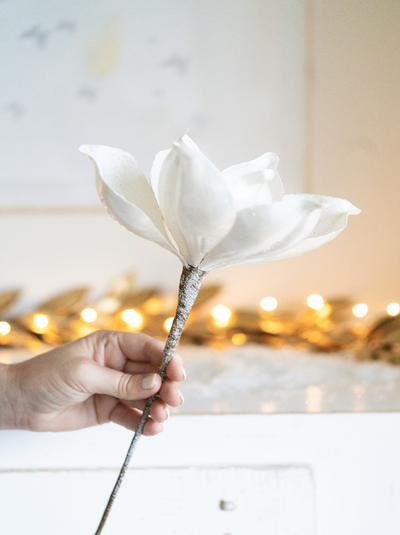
[[80, 135, 359, 272]]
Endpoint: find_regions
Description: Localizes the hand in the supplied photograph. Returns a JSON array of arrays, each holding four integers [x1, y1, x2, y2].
[[0, 331, 185, 434]]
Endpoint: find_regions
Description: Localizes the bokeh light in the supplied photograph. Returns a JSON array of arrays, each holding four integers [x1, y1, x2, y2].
[[387, 303, 400, 316], [232, 333, 247, 345], [352, 304, 368, 318], [260, 297, 277, 312], [164, 317, 174, 332], [211, 305, 232, 328], [0, 321, 11, 335], [121, 309, 143, 330], [307, 294, 324, 311], [144, 298, 163, 315], [33, 314, 49, 329], [81, 308, 97, 323]]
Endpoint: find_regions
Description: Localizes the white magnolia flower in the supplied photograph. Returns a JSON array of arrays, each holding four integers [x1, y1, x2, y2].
[[80, 135, 360, 272]]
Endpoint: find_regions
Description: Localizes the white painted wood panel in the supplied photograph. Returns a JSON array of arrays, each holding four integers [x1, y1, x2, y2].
[[0, 466, 315, 535], [1, 414, 400, 534]]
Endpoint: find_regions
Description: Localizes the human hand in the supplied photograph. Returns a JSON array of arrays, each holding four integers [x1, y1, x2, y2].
[[0, 331, 185, 434]]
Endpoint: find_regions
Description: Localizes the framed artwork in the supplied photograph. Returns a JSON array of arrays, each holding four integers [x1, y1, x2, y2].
[[0, 0, 306, 207]]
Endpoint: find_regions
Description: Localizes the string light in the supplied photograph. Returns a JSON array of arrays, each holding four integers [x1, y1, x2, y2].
[[317, 303, 332, 318], [260, 297, 277, 312], [33, 314, 49, 329], [81, 308, 97, 323], [121, 309, 143, 330], [305, 330, 323, 343], [353, 304, 368, 318], [261, 320, 284, 334], [143, 298, 163, 315], [3, 277, 399, 361], [232, 333, 247, 345], [0, 321, 11, 335], [307, 294, 324, 311], [387, 303, 400, 316], [164, 317, 174, 332], [211, 305, 232, 328]]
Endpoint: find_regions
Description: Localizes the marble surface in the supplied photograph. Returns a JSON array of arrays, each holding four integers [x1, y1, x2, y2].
[[175, 345, 400, 414], [3, 344, 400, 414]]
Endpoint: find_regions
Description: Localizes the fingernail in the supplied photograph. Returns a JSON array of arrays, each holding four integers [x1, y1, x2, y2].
[[181, 366, 186, 380], [178, 391, 184, 405], [141, 373, 157, 390], [164, 407, 170, 420]]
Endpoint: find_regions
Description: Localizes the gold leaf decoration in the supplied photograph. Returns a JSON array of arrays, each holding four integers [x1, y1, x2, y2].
[[0, 290, 20, 315], [0, 274, 399, 365], [120, 288, 160, 310], [192, 284, 222, 308], [108, 273, 136, 299], [39, 288, 89, 316]]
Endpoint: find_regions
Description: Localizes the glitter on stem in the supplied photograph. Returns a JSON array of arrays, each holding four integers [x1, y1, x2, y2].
[[94, 265, 207, 535]]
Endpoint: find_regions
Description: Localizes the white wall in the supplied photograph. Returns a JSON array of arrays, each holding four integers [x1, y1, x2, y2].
[[1, 0, 399, 314], [301, 0, 400, 309]]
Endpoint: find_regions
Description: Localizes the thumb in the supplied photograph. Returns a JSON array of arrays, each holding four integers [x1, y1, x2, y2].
[[81, 361, 161, 400]]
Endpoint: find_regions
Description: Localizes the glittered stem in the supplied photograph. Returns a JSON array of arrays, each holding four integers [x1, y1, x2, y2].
[[94, 265, 207, 535]]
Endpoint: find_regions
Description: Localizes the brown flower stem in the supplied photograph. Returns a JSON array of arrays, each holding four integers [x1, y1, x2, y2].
[[94, 265, 207, 535]]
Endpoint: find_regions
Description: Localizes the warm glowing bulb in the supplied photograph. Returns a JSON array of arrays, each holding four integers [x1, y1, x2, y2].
[[121, 309, 143, 330], [0, 321, 11, 335], [387, 303, 400, 316], [261, 320, 283, 334], [317, 303, 332, 318], [211, 305, 232, 321], [306, 330, 323, 343], [232, 333, 247, 345], [353, 304, 368, 318], [307, 294, 324, 311], [164, 317, 174, 332], [260, 297, 277, 312], [81, 308, 97, 323], [143, 298, 163, 315], [33, 314, 49, 329], [211, 305, 232, 328]]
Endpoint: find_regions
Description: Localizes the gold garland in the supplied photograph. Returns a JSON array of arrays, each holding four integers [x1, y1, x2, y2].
[[0, 274, 398, 364]]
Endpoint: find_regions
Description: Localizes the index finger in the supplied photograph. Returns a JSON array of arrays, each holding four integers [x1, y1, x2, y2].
[[111, 332, 185, 382], [117, 332, 165, 365]]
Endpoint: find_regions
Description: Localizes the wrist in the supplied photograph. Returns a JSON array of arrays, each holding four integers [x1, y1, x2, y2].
[[0, 363, 21, 430]]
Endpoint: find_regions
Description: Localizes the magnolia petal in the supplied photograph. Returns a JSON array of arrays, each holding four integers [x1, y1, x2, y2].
[[149, 148, 171, 204], [230, 194, 361, 266], [221, 152, 284, 211], [97, 177, 183, 256], [201, 196, 322, 271], [80, 145, 182, 259], [179, 133, 202, 152], [293, 194, 361, 238], [150, 136, 200, 203], [158, 137, 236, 266]]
